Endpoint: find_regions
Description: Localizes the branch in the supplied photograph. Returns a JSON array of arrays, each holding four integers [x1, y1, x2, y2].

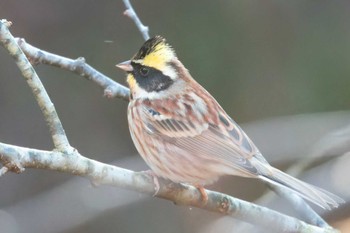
[[0, 19, 71, 152], [122, 0, 150, 40], [15, 37, 130, 101], [270, 184, 329, 227], [0, 142, 337, 233]]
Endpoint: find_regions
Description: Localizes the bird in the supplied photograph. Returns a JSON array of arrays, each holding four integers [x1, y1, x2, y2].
[[116, 35, 343, 209]]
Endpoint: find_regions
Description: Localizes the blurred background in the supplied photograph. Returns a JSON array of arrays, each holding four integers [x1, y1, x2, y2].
[[0, 0, 350, 232]]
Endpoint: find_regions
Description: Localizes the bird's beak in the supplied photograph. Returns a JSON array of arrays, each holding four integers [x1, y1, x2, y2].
[[116, 60, 133, 72]]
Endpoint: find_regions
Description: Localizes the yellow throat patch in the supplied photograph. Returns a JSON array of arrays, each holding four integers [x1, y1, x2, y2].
[[126, 73, 136, 90]]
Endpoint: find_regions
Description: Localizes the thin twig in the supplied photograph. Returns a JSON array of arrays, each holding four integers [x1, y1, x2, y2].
[[269, 184, 329, 228], [0, 19, 71, 152], [0, 142, 338, 233], [15, 38, 130, 101], [122, 0, 150, 40]]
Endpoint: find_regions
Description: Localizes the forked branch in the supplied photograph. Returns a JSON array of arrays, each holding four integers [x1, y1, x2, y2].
[[0, 19, 71, 152]]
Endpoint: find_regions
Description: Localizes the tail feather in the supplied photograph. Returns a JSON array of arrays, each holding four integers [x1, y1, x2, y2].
[[258, 167, 344, 210]]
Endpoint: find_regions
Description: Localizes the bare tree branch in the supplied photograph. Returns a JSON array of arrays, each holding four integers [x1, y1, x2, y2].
[[122, 0, 150, 40], [0, 142, 338, 233], [269, 184, 329, 227], [15, 38, 130, 101], [0, 19, 71, 152]]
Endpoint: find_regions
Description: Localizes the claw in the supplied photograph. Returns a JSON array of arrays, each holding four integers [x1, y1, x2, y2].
[[195, 185, 208, 205], [143, 170, 160, 196]]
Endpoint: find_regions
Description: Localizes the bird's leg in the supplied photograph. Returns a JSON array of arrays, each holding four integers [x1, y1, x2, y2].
[[142, 170, 160, 196], [195, 185, 208, 205]]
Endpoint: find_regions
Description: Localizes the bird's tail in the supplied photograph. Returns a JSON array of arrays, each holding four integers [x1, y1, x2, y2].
[[258, 166, 344, 210]]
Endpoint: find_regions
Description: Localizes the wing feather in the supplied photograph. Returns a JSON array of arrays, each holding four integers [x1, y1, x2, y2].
[[141, 105, 260, 176]]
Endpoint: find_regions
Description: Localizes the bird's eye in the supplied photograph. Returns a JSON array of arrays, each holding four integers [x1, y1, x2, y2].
[[140, 67, 149, 76]]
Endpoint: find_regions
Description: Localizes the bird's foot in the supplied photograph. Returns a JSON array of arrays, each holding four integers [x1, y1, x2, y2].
[[195, 185, 208, 205], [143, 170, 160, 196]]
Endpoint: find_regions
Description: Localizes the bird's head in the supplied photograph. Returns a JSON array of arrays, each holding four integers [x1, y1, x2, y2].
[[117, 36, 188, 99]]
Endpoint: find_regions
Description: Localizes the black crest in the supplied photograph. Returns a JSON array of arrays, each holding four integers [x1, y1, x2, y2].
[[133, 35, 167, 60]]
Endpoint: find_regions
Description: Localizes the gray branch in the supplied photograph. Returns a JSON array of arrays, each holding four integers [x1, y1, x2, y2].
[[0, 20, 71, 152], [15, 37, 130, 101], [0, 142, 337, 233], [122, 0, 150, 40]]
